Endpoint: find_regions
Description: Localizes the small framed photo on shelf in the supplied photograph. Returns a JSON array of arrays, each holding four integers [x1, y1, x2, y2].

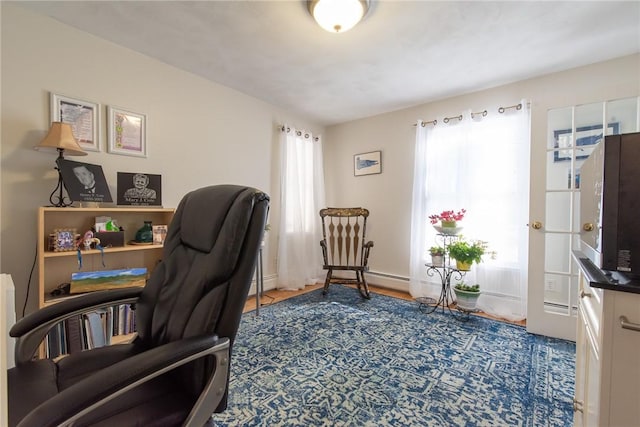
[[50, 92, 100, 152], [57, 159, 113, 203], [107, 106, 147, 158], [117, 172, 162, 206], [50, 228, 78, 252], [354, 150, 382, 176], [152, 225, 168, 245]]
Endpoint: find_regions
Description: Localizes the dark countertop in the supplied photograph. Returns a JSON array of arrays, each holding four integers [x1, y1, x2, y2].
[[573, 251, 640, 294]]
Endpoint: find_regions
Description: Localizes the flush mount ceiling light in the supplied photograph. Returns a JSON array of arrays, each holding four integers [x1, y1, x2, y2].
[[308, 0, 370, 33]]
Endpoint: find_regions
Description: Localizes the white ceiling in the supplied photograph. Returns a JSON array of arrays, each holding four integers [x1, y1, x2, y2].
[[14, 1, 640, 126]]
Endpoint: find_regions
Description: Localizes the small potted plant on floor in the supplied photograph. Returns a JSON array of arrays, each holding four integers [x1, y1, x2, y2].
[[429, 245, 445, 266], [453, 281, 481, 311], [447, 238, 487, 271]]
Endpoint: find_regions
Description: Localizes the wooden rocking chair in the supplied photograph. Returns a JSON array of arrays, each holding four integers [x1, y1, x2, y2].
[[319, 207, 374, 299]]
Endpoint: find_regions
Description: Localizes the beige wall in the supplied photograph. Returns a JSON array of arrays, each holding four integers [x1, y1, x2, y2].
[[0, 5, 324, 315], [2, 4, 639, 316], [324, 54, 640, 291]]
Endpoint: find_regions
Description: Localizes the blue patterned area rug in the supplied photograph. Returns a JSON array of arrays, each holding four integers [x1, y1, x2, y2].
[[212, 285, 575, 426]]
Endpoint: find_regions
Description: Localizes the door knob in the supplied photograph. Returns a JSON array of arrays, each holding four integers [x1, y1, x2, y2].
[[529, 221, 542, 230], [583, 223, 594, 232]]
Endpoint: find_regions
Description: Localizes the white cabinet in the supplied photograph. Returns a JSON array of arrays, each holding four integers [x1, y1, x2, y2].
[[606, 293, 640, 426], [574, 265, 640, 426]]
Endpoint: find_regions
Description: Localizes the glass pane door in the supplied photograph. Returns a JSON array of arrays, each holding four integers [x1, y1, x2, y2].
[[538, 97, 639, 329]]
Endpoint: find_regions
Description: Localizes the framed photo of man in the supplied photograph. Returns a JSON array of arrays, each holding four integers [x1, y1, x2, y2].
[[117, 172, 162, 206], [57, 159, 113, 203]]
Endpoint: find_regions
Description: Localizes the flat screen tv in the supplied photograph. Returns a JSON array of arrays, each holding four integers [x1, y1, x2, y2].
[[580, 132, 640, 277]]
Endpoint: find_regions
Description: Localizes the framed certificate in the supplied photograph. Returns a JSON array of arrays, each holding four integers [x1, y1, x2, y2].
[[107, 106, 147, 157], [50, 93, 100, 152]]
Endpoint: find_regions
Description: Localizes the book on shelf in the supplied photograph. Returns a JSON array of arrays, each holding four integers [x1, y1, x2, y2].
[[84, 311, 106, 348], [65, 315, 83, 354], [46, 323, 65, 359], [44, 304, 137, 358]]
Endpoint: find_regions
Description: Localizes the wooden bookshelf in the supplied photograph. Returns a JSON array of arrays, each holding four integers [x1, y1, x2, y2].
[[37, 207, 174, 357]]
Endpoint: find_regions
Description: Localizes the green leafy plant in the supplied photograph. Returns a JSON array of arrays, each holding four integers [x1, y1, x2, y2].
[[428, 245, 445, 256], [454, 282, 480, 293], [447, 239, 487, 265]]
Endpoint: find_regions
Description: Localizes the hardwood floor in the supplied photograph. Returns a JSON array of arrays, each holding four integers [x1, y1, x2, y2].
[[244, 284, 526, 327]]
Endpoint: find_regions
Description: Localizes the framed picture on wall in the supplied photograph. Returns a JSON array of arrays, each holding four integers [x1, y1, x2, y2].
[[50, 93, 100, 152], [354, 151, 382, 176], [553, 122, 619, 162], [107, 106, 147, 157]]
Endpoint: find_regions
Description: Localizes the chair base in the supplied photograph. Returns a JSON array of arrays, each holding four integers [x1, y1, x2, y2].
[[323, 269, 371, 299]]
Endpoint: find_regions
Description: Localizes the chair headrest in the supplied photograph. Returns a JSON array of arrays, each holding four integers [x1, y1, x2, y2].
[[179, 185, 249, 253]]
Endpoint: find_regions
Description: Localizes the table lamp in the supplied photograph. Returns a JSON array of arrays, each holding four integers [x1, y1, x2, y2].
[[34, 122, 87, 207]]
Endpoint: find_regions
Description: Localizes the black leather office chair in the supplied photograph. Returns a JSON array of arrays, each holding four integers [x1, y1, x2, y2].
[[8, 185, 269, 427]]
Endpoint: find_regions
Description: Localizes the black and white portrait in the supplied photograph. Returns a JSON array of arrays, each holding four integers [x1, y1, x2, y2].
[[57, 159, 113, 203], [117, 172, 162, 206]]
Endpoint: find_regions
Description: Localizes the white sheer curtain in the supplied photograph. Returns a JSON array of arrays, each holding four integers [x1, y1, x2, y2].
[[410, 102, 531, 320], [277, 126, 326, 290]]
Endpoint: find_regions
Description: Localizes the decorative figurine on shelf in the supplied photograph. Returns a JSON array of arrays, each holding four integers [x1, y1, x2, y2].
[[75, 230, 104, 270], [135, 221, 154, 243], [77, 230, 101, 251]]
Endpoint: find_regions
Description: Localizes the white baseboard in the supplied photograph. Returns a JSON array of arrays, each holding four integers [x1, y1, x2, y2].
[[249, 273, 278, 296], [250, 270, 410, 296], [366, 270, 410, 294]]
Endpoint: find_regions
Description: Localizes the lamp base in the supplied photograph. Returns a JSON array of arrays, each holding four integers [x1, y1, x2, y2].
[[48, 150, 73, 207]]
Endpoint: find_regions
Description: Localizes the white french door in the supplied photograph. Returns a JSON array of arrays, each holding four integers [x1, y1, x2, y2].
[[527, 96, 640, 340]]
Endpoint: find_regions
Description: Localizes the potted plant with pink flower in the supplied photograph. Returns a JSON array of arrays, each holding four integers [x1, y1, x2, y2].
[[429, 209, 466, 234]]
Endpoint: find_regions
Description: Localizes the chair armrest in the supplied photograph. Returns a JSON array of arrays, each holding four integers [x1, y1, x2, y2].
[[11, 287, 143, 365], [18, 335, 230, 427], [363, 241, 374, 267], [320, 240, 328, 264]]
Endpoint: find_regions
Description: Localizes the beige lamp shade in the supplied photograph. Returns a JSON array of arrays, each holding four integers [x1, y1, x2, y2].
[[35, 122, 87, 156]]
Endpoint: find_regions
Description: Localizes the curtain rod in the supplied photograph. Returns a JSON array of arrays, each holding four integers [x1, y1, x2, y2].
[[278, 124, 319, 141], [415, 119, 437, 127], [413, 101, 526, 126], [443, 114, 463, 124], [498, 103, 522, 113]]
